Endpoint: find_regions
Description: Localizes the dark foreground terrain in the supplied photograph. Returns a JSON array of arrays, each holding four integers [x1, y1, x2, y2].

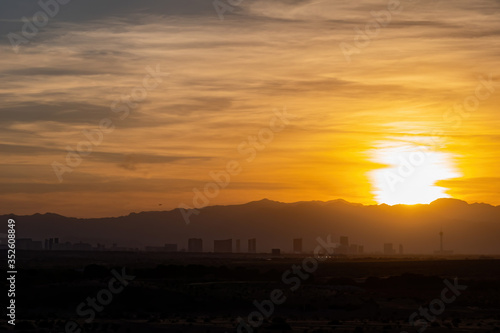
[[2, 251, 500, 332]]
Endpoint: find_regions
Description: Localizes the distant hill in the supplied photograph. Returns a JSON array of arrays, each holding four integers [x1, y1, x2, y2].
[[3, 198, 500, 254]]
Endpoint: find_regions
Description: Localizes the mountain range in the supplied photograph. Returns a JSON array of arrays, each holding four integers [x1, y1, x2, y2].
[[3, 198, 500, 254]]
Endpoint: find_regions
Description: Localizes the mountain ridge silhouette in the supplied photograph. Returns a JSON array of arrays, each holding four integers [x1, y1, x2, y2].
[[4, 198, 499, 254]]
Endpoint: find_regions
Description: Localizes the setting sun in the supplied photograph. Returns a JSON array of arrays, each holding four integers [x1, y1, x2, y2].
[[369, 139, 462, 205]]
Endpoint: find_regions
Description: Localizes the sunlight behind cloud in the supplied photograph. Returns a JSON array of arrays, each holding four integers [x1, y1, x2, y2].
[[369, 139, 462, 205]]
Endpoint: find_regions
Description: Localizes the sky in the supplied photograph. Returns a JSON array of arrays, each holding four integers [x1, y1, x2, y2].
[[0, 0, 499, 217]]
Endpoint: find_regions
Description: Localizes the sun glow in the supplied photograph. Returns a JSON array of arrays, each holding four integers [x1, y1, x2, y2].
[[369, 140, 461, 205]]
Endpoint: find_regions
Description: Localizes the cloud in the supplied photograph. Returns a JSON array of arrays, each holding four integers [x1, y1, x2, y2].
[[0, 102, 109, 125], [1, 0, 500, 215]]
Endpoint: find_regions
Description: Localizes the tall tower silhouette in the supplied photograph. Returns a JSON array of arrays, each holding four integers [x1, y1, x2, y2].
[[434, 228, 453, 255]]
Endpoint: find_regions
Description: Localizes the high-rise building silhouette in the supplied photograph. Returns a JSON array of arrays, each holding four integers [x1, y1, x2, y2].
[[214, 239, 232, 253], [293, 238, 303, 253], [399, 244, 404, 254], [248, 238, 256, 253], [44, 238, 60, 250], [236, 239, 241, 253], [338, 236, 349, 254], [188, 238, 203, 252]]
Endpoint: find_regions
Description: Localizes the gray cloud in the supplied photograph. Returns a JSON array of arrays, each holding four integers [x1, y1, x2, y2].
[[1, 67, 116, 76], [0, 102, 109, 125], [0, 143, 210, 165]]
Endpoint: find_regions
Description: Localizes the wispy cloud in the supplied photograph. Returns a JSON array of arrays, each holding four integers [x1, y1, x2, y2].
[[1, 0, 499, 216]]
